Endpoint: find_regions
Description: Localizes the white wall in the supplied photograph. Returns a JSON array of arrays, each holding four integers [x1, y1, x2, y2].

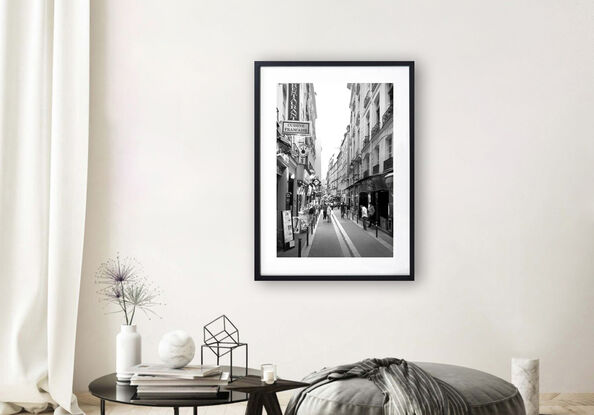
[[74, 0, 594, 392]]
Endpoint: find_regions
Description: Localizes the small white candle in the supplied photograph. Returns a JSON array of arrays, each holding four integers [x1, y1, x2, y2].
[[263, 370, 275, 384]]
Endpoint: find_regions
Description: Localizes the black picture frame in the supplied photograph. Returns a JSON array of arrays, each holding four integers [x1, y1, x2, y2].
[[255, 61, 414, 281]]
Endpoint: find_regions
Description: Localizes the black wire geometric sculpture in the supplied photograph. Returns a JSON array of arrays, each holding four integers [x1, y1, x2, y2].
[[204, 315, 239, 346], [200, 315, 248, 379]]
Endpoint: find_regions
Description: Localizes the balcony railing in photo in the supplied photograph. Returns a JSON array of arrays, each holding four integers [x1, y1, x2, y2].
[[382, 103, 393, 124], [372, 164, 380, 174], [371, 123, 380, 138], [384, 157, 393, 171], [364, 92, 371, 108]]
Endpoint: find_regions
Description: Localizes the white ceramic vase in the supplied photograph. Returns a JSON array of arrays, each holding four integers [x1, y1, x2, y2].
[[116, 324, 141, 381]]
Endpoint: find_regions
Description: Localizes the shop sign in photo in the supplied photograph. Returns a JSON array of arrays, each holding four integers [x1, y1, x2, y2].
[[282, 120, 311, 135], [281, 210, 294, 245]]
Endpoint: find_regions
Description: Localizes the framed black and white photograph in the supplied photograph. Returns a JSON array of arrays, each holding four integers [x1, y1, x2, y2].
[[255, 61, 414, 281]]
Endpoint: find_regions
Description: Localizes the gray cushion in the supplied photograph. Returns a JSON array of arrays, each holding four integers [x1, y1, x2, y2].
[[294, 362, 525, 415]]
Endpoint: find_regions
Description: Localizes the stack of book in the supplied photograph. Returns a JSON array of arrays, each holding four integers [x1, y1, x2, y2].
[[129, 364, 230, 402]]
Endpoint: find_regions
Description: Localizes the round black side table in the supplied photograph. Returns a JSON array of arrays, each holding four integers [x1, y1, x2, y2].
[[89, 366, 258, 415]]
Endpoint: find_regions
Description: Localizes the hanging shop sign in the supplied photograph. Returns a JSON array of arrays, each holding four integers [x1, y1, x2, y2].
[[288, 83, 300, 120], [282, 120, 311, 135]]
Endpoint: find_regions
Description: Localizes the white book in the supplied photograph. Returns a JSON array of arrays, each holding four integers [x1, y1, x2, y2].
[[131, 372, 230, 386], [130, 364, 222, 379], [135, 392, 219, 398], [137, 386, 219, 394]]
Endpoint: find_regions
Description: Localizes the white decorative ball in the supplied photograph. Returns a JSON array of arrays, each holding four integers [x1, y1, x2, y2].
[[158, 330, 195, 368]]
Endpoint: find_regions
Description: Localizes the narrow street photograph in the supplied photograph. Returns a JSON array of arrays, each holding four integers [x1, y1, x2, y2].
[[276, 82, 395, 258]]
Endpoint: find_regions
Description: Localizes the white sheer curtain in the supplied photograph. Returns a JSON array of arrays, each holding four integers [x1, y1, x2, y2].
[[0, 1, 89, 414]]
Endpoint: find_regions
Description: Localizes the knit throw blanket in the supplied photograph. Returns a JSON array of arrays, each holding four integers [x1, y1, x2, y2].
[[286, 358, 469, 415]]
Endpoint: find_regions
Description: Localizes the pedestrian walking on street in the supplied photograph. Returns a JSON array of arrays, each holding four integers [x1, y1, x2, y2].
[[361, 205, 368, 230], [340, 203, 345, 218], [368, 203, 375, 227], [322, 203, 327, 221], [326, 204, 332, 222]]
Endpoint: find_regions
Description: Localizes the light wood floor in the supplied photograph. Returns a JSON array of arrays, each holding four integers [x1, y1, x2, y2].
[[540, 394, 594, 415], [76, 391, 294, 415], [75, 392, 594, 415]]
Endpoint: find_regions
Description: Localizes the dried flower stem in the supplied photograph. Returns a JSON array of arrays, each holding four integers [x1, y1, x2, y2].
[[95, 254, 162, 325]]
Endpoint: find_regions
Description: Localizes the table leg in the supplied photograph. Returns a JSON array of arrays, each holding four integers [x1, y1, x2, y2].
[[173, 407, 179, 415], [100, 399, 105, 415], [262, 393, 282, 415], [193, 407, 197, 415], [245, 393, 264, 415]]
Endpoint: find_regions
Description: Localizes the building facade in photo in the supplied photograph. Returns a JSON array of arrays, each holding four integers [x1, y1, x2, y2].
[[343, 83, 394, 233], [326, 154, 338, 199], [337, 133, 349, 203], [276, 83, 322, 249]]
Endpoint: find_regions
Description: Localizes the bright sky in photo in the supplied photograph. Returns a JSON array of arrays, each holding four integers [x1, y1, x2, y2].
[[314, 82, 351, 178]]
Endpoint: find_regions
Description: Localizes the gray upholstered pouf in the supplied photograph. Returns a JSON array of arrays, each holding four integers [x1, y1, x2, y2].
[[292, 362, 526, 415]]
